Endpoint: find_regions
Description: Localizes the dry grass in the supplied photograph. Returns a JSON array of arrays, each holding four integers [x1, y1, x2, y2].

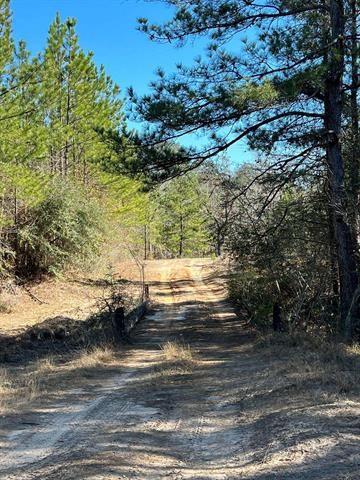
[[35, 356, 56, 373], [0, 256, 142, 335], [0, 366, 40, 413], [0, 301, 12, 314], [0, 367, 13, 398], [0, 291, 18, 313], [161, 340, 194, 363], [0, 358, 57, 413], [70, 346, 117, 369], [256, 332, 360, 396], [154, 341, 197, 378], [0, 346, 118, 414]]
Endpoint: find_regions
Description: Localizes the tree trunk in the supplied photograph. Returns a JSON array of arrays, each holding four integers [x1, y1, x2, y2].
[[216, 228, 222, 256], [327, 192, 340, 318], [348, 0, 360, 235], [273, 302, 282, 332], [324, 0, 359, 339], [144, 224, 148, 260], [179, 215, 184, 257]]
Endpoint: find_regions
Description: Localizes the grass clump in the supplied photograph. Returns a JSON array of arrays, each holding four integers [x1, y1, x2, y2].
[[256, 332, 360, 396], [70, 346, 116, 369], [0, 289, 18, 313], [161, 340, 194, 363], [153, 341, 197, 379], [0, 366, 40, 413]]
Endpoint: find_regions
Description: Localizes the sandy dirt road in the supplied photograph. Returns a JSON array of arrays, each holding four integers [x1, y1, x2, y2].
[[0, 258, 359, 479]]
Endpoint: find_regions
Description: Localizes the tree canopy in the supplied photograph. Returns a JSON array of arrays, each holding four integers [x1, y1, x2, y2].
[[130, 0, 360, 339]]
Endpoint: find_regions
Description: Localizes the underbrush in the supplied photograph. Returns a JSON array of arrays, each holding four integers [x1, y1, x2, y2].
[[15, 182, 105, 278], [0, 346, 117, 414], [256, 332, 360, 396], [228, 269, 273, 329], [228, 267, 337, 335]]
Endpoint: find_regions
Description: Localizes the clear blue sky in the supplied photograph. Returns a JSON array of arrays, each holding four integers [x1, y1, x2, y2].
[[11, 0, 252, 167]]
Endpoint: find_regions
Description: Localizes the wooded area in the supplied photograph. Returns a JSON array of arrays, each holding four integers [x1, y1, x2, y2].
[[0, 2, 213, 284], [0, 0, 360, 344], [1, 2, 360, 477], [130, 0, 360, 341]]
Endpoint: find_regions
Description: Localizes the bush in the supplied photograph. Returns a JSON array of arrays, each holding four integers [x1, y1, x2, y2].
[[228, 265, 337, 335], [15, 181, 105, 277], [228, 269, 273, 330]]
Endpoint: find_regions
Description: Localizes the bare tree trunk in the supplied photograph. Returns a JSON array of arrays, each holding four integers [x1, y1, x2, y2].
[[216, 226, 222, 256], [348, 0, 359, 235], [273, 302, 282, 332], [327, 192, 340, 317], [325, 0, 359, 339], [144, 224, 148, 260], [179, 215, 184, 257], [64, 68, 71, 177]]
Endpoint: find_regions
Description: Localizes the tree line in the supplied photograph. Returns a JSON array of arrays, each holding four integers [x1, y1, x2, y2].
[[0, 0, 216, 283], [129, 0, 360, 340], [2, 0, 360, 342]]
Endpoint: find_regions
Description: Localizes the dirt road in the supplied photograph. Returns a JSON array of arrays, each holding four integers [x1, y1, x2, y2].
[[0, 258, 359, 479]]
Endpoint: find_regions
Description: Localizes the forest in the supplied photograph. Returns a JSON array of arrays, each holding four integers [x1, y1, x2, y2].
[[0, 0, 360, 341], [0, 4, 213, 278]]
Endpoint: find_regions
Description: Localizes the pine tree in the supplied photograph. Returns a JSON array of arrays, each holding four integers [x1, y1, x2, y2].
[[158, 174, 210, 257], [0, 0, 12, 76], [133, 0, 360, 338], [41, 14, 122, 179], [0, 9, 136, 279]]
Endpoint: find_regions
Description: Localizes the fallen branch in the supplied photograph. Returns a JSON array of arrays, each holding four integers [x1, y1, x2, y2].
[[22, 286, 48, 305]]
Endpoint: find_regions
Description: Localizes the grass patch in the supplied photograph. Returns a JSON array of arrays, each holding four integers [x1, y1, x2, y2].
[[161, 341, 194, 363], [0, 345, 118, 414], [256, 332, 360, 396], [153, 341, 197, 379], [70, 346, 116, 369], [0, 366, 40, 413], [0, 291, 17, 313]]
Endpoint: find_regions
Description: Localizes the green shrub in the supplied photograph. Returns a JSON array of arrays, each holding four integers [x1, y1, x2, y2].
[[228, 269, 274, 330], [16, 181, 105, 277]]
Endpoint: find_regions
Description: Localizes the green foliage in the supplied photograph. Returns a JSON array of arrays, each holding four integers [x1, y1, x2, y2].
[[96, 169, 147, 227], [16, 182, 104, 276], [156, 174, 210, 257], [0, 8, 145, 280], [233, 80, 279, 110], [0, 162, 49, 211], [42, 13, 122, 177], [0, 0, 13, 74]]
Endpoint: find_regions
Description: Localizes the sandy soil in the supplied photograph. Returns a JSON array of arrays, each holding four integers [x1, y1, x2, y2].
[[0, 258, 359, 479], [0, 259, 143, 335]]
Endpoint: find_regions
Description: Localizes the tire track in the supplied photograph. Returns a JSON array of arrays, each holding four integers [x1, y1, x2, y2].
[[1, 259, 253, 480]]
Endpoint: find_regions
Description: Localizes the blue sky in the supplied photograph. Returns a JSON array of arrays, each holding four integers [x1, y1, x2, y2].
[[11, 0, 252, 167]]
